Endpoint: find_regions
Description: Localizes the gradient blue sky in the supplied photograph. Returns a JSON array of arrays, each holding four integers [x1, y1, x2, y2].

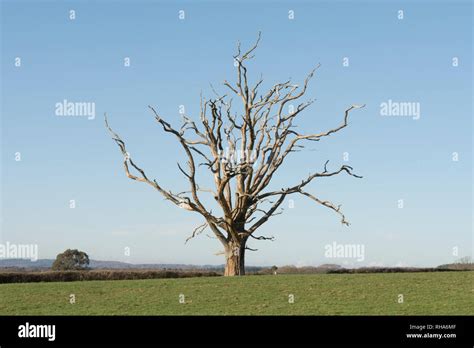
[[1, 0, 472, 267]]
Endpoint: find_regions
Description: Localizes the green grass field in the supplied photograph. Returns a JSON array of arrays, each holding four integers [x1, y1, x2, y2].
[[0, 272, 472, 315]]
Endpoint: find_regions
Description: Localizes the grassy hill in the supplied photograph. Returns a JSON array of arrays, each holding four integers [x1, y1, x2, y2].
[[0, 272, 472, 315]]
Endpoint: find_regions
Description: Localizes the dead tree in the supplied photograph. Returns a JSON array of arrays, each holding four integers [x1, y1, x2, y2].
[[106, 33, 365, 276]]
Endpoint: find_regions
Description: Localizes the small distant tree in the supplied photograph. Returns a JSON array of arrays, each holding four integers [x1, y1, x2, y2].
[[271, 265, 278, 275], [52, 249, 90, 271]]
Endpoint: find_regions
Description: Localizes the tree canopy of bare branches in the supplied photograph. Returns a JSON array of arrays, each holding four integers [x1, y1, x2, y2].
[[106, 32, 365, 276]]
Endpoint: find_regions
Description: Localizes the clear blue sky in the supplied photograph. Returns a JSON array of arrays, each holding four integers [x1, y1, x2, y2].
[[1, 0, 472, 267]]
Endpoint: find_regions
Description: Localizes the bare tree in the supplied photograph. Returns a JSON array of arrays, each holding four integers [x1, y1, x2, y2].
[[106, 33, 364, 276]]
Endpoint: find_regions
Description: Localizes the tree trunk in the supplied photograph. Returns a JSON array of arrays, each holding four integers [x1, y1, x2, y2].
[[224, 240, 246, 276]]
